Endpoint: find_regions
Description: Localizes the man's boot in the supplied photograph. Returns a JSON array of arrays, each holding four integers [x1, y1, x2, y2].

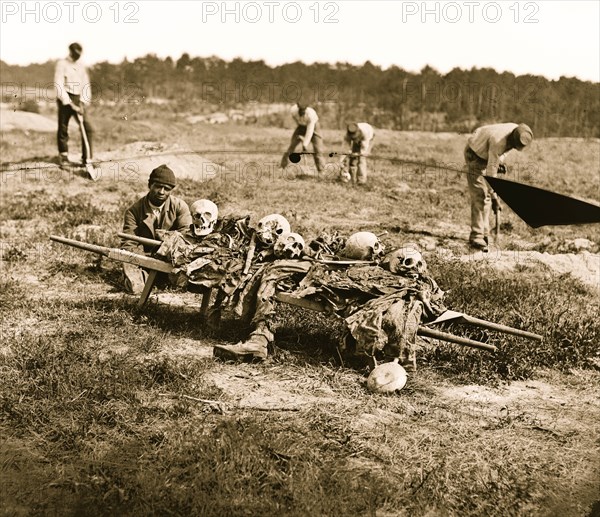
[[213, 325, 273, 362]]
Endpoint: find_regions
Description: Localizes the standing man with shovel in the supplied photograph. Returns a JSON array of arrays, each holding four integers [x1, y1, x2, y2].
[[55, 42, 98, 180]]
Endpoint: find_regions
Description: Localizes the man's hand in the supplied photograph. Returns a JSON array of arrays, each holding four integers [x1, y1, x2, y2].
[[70, 103, 82, 115], [497, 163, 508, 175]]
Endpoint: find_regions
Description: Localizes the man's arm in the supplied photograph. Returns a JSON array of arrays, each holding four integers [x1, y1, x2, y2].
[[359, 137, 370, 156], [173, 200, 193, 231], [485, 139, 505, 176], [81, 66, 92, 105], [343, 132, 353, 154], [54, 60, 71, 105], [302, 109, 318, 148], [121, 207, 141, 251]]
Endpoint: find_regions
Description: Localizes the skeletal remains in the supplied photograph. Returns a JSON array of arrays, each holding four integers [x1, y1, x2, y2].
[[381, 243, 427, 275], [341, 231, 385, 261], [255, 213, 291, 245], [274, 231, 305, 259], [190, 199, 219, 237]]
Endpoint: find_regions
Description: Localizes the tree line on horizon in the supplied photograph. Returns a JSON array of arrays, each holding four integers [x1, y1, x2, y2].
[[1, 54, 598, 137]]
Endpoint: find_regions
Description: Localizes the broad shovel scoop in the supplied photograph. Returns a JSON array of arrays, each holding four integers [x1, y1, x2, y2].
[[75, 111, 100, 181]]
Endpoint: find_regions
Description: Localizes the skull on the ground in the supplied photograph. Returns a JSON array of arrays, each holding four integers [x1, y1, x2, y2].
[[274, 232, 305, 259], [382, 244, 427, 275], [190, 199, 218, 237], [256, 214, 291, 246], [341, 232, 385, 260]]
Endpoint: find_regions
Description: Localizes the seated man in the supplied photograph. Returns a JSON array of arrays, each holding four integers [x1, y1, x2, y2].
[[120, 164, 192, 294]]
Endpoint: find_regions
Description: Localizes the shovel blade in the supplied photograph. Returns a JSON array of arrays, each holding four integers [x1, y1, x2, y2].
[[86, 163, 101, 181]]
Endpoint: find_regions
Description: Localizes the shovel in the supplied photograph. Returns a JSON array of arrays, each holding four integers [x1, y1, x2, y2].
[[75, 111, 100, 181]]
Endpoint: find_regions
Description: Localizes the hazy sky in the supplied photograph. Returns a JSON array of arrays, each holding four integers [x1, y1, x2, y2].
[[1, 0, 599, 82]]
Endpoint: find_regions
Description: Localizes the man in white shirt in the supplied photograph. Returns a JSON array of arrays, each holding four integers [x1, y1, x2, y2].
[[280, 103, 325, 173], [54, 42, 94, 166], [342, 122, 375, 184], [464, 122, 533, 250]]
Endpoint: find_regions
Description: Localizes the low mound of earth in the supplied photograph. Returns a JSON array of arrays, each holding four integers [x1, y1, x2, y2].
[[457, 249, 599, 289], [92, 141, 221, 183], [0, 108, 56, 132], [0, 141, 220, 184]]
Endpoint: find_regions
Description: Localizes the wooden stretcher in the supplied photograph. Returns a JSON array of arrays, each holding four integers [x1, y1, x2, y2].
[[50, 234, 543, 353]]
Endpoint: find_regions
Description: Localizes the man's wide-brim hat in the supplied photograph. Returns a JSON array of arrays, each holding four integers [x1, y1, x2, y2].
[[514, 124, 533, 147], [347, 123, 359, 135]]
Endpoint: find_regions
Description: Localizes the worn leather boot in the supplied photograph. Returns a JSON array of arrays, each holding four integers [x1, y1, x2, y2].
[[213, 325, 273, 362], [469, 237, 488, 252]]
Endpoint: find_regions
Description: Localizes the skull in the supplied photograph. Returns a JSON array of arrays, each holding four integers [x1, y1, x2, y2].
[[340, 232, 385, 260], [382, 243, 427, 275], [190, 199, 219, 237], [274, 232, 305, 259], [367, 360, 408, 393], [256, 214, 291, 246]]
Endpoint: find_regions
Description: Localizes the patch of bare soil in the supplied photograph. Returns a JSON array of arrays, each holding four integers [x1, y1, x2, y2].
[[458, 249, 600, 289], [92, 141, 221, 183], [401, 221, 599, 289], [438, 369, 600, 434], [204, 366, 341, 411]]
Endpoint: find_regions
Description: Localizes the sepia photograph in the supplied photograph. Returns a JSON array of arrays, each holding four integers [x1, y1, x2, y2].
[[1, 1, 599, 515]]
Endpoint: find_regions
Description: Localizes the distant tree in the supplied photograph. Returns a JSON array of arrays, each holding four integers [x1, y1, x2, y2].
[[3, 55, 599, 137]]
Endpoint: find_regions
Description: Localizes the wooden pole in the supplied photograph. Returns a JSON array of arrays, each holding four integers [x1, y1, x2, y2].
[[417, 327, 497, 352]]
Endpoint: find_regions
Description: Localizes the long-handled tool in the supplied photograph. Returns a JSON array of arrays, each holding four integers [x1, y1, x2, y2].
[[75, 111, 100, 181], [492, 193, 501, 245]]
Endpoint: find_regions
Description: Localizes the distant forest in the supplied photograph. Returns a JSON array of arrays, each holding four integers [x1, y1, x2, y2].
[[2, 54, 599, 137]]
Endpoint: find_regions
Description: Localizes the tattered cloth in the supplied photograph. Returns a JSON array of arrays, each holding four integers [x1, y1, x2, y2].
[[155, 215, 258, 292], [150, 225, 446, 360], [287, 263, 446, 358]]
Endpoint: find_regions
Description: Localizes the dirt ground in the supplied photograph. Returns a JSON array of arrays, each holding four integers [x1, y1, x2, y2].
[[1, 111, 599, 515]]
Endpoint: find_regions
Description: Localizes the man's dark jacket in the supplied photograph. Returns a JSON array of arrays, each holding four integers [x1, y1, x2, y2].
[[121, 195, 192, 252]]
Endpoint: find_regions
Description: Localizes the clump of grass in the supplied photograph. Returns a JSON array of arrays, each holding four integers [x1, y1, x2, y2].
[[423, 259, 600, 382], [272, 304, 346, 365], [0, 276, 32, 313], [1, 192, 108, 230]]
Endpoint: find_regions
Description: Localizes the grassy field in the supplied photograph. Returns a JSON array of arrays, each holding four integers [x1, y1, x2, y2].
[[1, 104, 599, 516]]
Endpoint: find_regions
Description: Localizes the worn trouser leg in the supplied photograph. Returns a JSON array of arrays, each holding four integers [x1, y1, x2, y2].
[[57, 94, 94, 162], [351, 141, 368, 184], [310, 125, 325, 173], [348, 155, 358, 183], [122, 263, 148, 295], [281, 126, 303, 168], [57, 100, 73, 156], [464, 146, 491, 242], [356, 156, 367, 184], [382, 298, 423, 372]]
